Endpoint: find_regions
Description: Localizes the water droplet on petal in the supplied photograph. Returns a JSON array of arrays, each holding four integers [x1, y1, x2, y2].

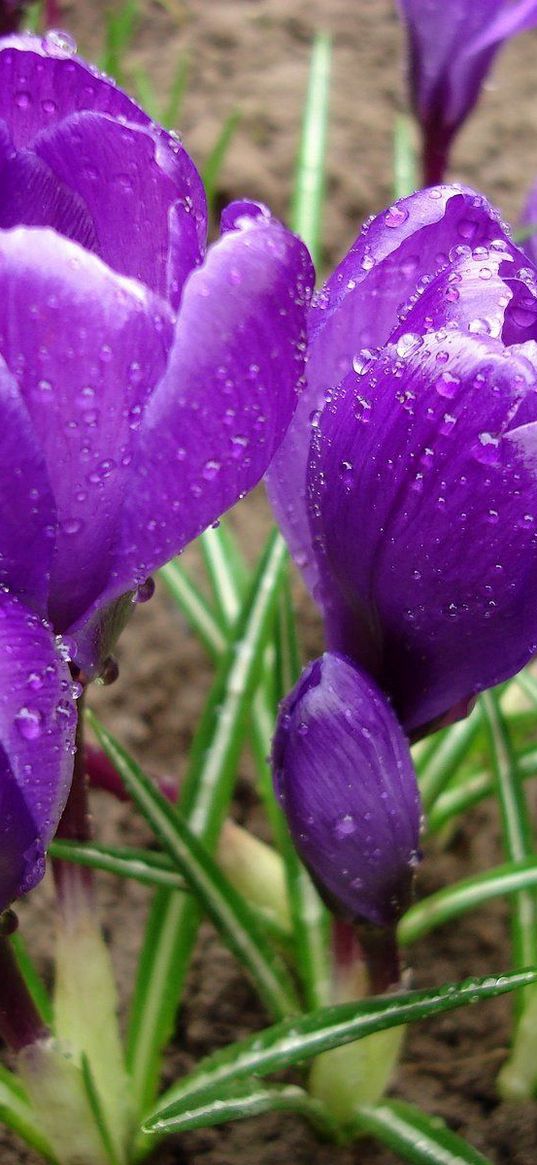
[[396, 332, 422, 358], [132, 577, 155, 604], [14, 707, 44, 741], [333, 814, 357, 839], [384, 205, 409, 229], [43, 29, 77, 57]]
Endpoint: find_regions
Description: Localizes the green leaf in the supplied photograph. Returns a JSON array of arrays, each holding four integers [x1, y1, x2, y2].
[[400, 859, 537, 946], [274, 569, 330, 1010], [161, 56, 189, 129], [393, 115, 417, 200], [87, 710, 300, 1023], [291, 33, 331, 267], [0, 1065, 58, 1163], [9, 931, 52, 1027], [427, 745, 537, 834], [202, 113, 241, 217], [199, 520, 249, 624], [80, 1054, 122, 1165], [142, 1077, 339, 1138], [480, 690, 537, 1013], [417, 705, 483, 812], [49, 838, 188, 893], [99, 0, 138, 85], [352, 1099, 492, 1165], [122, 530, 292, 1113], [142, 970, 537, 1134], [159, 560, 225, 660]]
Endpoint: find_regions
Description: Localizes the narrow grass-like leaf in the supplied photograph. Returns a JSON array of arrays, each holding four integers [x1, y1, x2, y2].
[[202, 113, 241, 217], [49, 838, 188, 893], [0, 1065, 58, 1163], [88, 712, 300, 1023], [9, 932, 52, 1027], [161, 56, 189, 129], [199, 520, 248, 624], [142, 970, 537, 1134], [143, 1078, 339, 1138], [291, 33, 331, 266], [159, 561, 225, 660], [80, 1054, 122, 1165], [99, 0, 138, 85], [352, 1100, 491, 1165], [400, 859, 537, 946], [480, 690, 537, 1014], [393, 114, 417, 200], [417, 705, 483, 812], [124, 530, 291, 1113], [274, 569, 330, 1010], [427, 747, 537, 834]]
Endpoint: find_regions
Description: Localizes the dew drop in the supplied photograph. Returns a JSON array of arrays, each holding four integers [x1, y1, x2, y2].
[[384, 205, 409, 229], [396, 332, 422, 358], [132, 577, 155, 604], [333, 814, 357, 839], [43, 29, 77, 57], [14, 707, 43, 741]]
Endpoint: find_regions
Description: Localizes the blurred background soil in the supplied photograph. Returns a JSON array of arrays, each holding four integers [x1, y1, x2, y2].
[[4, 1, 537, 1162]]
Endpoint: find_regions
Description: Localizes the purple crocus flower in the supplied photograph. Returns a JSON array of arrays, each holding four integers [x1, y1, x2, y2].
[[397, 0, 537, 184], [0, 34, 313, 912], [269, 184, 537, 924]]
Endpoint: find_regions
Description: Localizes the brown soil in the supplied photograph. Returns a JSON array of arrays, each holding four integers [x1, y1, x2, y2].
[[3, 2, 537, 1163]]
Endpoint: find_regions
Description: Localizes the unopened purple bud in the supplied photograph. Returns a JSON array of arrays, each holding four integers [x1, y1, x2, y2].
[[272, 652, 421, 928]]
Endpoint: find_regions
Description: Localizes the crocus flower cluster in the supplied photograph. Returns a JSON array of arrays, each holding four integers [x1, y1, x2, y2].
[[270, 183, 537, 933], [0, 33, 313, 913], [397, 0, 537, 184]]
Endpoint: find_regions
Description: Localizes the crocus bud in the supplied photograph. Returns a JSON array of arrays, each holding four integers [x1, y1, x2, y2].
[[397, 1, 537, 184], [272, 652, 421, 929]]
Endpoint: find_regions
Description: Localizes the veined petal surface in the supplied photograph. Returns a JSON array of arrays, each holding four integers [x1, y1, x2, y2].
[[0, 355, 55, 611], [267, 186, 512, 593], [105, 205, 313, 595], [273, 653, 420, 927], [308, 330, 537, 736], [0, 227, 173, 633], [0, 591, 76, 911]]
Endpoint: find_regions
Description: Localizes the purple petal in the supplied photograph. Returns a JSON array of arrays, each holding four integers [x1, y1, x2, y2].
[[33, 111, 206, 305], [0, 142, 98, 249], [267, 185, 509, 593], [0, 227, 173, 634], [98, 207, 313, 599], [308, 329, 537, 736], [0, 34, 151, 148], [0, 354, 55, 612], [0, 591, 76, 910], [272, 652, 421, 928]]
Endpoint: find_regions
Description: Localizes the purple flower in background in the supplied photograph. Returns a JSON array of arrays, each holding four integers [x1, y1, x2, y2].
[[0, 34, 313, 912], [397, 0, 537, 183], [0, 2, 28, 35], [273, 653, 421, 929], [269, 184, 537, 924]]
